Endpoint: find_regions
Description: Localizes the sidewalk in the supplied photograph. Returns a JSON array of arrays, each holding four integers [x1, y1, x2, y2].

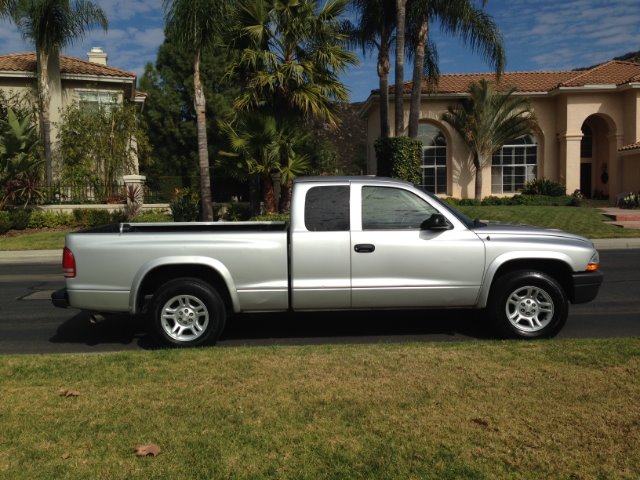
[[1, 237, 640, 265]]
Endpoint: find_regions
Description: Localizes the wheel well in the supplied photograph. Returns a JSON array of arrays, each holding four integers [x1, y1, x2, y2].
[[137, 264, 232, 313], [490, 259, 573, 298]]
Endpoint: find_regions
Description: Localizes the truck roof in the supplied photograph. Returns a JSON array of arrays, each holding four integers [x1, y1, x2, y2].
[[294, 176, 414, 187]]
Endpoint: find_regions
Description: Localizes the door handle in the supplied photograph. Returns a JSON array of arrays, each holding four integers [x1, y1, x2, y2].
[[354, 244, 375, 253]]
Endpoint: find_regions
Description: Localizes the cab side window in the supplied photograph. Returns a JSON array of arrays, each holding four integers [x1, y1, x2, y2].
[[305, 186, 350, 231], [362, 186, 437, 230]]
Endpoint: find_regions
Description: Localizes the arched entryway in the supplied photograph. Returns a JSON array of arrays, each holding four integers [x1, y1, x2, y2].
[[580, 115, 614, 199]]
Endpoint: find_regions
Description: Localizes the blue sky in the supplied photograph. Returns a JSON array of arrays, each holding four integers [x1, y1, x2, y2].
[[1, 0, 639, 102]]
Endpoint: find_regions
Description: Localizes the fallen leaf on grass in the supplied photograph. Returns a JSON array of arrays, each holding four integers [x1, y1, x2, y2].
[[471, 418, 490, 429], [135, 444, 161, 457], [58, 388, 80, 397], [61, 452, 72, 459]]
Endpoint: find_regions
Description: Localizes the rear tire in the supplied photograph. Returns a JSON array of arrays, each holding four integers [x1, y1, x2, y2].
[[149, 278, 226, 347], [489, 270, 568, 339]]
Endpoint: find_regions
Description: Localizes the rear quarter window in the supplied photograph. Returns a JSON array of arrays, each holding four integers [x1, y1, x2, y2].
[[304, 186, 350, 231]]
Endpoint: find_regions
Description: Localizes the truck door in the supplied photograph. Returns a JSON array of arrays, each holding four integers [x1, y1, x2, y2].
[[350, 185, 484, 308], [290, 184, 351, 309]]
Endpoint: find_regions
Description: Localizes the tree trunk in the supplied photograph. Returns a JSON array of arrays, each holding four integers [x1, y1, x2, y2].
[[261, 172, 277, 214], [193, 49, 214, 221], [279, 179, 293, 213], [408, 19, 429, 139], [378, 42, 391, 138], [394, 0, 406, 136], [474, 154, 483, 201], [37, 49, 53, 188]]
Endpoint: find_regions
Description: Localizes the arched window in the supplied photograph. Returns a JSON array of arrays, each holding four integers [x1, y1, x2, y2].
[[418, 123, 447, 194], [491, 135, 538, 194]]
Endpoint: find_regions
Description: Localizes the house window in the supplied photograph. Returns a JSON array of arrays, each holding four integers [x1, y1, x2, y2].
[[78, 90, 118, 111], [418, 123, 447, 194], [491, 135, 538, 194]]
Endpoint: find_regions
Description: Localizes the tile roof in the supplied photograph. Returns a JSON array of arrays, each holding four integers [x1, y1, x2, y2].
[[387, 60, 640, 96], [0, 52, 135, 79], [619, 142, 640, 152]]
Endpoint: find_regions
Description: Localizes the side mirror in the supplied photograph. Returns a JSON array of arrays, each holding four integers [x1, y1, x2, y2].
[[420, 213, 452, 231]]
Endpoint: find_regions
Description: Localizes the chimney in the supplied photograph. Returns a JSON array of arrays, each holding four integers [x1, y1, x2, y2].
[[87, 47, 107, 65]]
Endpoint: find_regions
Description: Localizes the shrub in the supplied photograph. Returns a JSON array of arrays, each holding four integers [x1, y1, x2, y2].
[[72, 209, 122, 227], [618, 192, 639, 209], [521, 178, 566, 196], [27, 210, 74, 228], [480, 196, 506, 206], [220, 202, 252, 221], [374, 137, 422, 184], [133, 211, 173, 222], [170, 188, 200, 222], [250, 213, 290, 222], [0, 211, 11, 234], [9, 209, 31, 230], [457, 198, 482, 206], [569, 189, 584, 207]]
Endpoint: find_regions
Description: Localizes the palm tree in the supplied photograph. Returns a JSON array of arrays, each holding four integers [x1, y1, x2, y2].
[[227, 0, 357, 128], [394, 0, 407, 135], [164, 0, 226, 221], [219, 114, 310, 214], [441, 79, 537, 200], [350, 0, 395, 138], [7, 0, 108, 188], [407, 0, 505, 138]]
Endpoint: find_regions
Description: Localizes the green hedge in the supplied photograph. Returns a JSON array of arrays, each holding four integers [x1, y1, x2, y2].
[[374, 137, 422, 184], [445, 194, 575, 207]]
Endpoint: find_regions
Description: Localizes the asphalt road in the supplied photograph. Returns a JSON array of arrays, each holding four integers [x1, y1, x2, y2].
[[0, 249, 638, 354]]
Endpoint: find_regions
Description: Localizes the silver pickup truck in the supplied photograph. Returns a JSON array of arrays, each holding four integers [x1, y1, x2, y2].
[[52, 176, 603, 346]]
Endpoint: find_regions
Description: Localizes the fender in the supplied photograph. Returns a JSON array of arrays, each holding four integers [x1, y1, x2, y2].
[[476, 250, 575, 308], [128, 256, 240, 314]]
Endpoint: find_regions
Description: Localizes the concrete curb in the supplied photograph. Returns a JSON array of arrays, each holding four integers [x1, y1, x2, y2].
[[0, 238, 639, 265]]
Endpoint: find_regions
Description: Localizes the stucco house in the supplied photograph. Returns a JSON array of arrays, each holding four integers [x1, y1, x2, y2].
[[0, 47, 145, 178], [361, 60, 640, 203]]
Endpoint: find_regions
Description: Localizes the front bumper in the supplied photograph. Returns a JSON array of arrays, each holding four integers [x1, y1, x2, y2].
[[51, 288, 69, 308], [571, 271, 604, 304]]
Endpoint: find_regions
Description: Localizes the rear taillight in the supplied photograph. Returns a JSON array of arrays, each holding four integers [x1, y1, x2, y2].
[[62, 247, 76, 278]]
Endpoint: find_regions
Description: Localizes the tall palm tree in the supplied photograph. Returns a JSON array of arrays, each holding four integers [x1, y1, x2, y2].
[[350, 0, 395, 138], [164, 0, 226, 221], [407, 0, 504, 138], [7, 0, 108, 188], [442, 79, 537, 200], [394, 0, 407, 135], [227, 0, 357, 128]]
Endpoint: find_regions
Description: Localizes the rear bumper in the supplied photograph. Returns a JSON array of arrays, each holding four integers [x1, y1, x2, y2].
[[51, 288, 69, 308], [571, 271, 603, 304]]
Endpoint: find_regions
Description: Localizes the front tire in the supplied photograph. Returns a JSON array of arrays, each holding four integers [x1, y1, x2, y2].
[[149, 278, 226, 347], [489, 270, 568, 339]]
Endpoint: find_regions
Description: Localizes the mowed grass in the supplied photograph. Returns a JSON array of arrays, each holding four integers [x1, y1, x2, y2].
[[458, 205, 640, 238], [0, 204, 637, 251], [1, 339, 639, 480], [0, 229, 69, 251]]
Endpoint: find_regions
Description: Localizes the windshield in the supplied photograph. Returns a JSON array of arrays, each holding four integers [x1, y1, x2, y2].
[[420, 189, 485, 229]]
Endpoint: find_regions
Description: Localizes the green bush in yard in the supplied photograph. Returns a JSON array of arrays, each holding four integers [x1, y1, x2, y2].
[[0, 211, 11, 233], [480, 195, 506, 206], [27, 210, 74, 228], [170, 188, 200, 222], [521, 178, 566, 196], [9, 209, 30, 230], [374, 137, 422, 184]]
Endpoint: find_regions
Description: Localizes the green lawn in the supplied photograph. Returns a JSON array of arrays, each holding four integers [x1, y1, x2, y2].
[[0, 205, 638, 251], [1, 339, 639, 479], [0, 229, 69, 251], [458, 205, 640, 238]]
